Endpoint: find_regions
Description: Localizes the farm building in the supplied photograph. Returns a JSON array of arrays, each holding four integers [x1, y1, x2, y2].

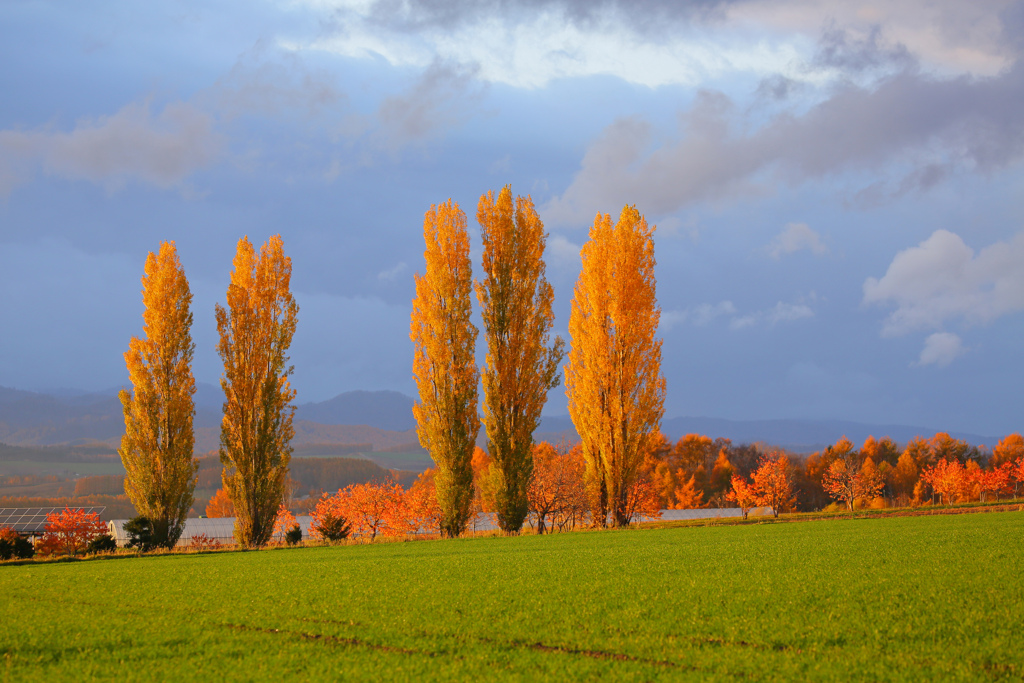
[[108, 516, 314, 547]]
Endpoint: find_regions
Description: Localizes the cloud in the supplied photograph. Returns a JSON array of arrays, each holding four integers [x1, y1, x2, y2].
[[863, 229, 1024, 336], [0, 100, 222, 194], [301, 0, 1019, 92], [916, 332, 966, 367], [545, 62, 1024, 224], [376, 262, 408, 282], [375, 59, 485, 148], [662, 301, 737, 331], [205, 44, 346, 121], [546, 234, 583, 270], [664, 298, 811, 331], [767, 222, 828, 259], [730, 300, 814, 329]]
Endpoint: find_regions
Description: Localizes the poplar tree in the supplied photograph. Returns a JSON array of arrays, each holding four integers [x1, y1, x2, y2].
[[410, 199, 480, 537], [566, 206, 665, 527], [216, 235, 298, 547], [476, 186, 564, 533], [119, 241, 198, 549]]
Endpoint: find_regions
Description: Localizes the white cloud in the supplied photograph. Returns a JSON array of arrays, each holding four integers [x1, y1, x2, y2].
[[730, 300, 814, 329], [293, 2, 806, 89], [662, 301, 736, 331], [296, 0, 1014, 89], [547, 234, 583, 270], [377, 262, 407, 282], [916, 331, 966, 367], [863, 229, 1024, 336], [767, 222, 828, 259], [0, 100, 222, 194]]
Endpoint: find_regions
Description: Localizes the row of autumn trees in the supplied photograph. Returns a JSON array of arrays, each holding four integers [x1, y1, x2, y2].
[[116, 185, 664, 548], [297, 429, 1024, 541], [410, 187, 663, 536], [118, 236, 298, 549]]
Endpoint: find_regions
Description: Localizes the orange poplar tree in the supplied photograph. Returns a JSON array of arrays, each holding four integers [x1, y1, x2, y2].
[[410, 199, 480, 537], [119, 241, 199, 549], [566, 206, 665, 527], [476, 186, 565, 533], [216, 235, 299, 548]]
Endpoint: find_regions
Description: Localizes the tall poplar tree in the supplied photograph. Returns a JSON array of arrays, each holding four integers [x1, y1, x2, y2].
[[119, 241, 198, 548], [476, 186, 564, 533], [215, 235, 299, 547], [566, 205, 665, 527], [410, 199, 480, 537]]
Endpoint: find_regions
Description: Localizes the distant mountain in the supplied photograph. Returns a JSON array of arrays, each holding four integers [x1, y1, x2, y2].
[[538, 415, 999, 453], [0, 384, 1004, 455], [295, 390, 416, 432]]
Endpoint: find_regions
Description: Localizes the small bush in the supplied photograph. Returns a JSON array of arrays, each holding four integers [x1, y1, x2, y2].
[[317, 513, 352, 542], [87, 534, 118, 554], [189, 533, 222, 551], [285, 525, 303, 545], [124, 516, 156, 552]]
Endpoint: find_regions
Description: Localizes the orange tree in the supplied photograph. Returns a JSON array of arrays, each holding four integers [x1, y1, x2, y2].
[[921, 459, 967, 504], [476, 186, 564, 533], [310, 491, 352, 542], [565, 206, 664, 527], [726, 475, 758, 520], [751, 452, 796, 518], [205, 489, 234, 518], [216, 235, 299, 548], [37, 507, 107, 557], [410, 199, 480, 537], [118, 240, 199, 548], [404, 470, 444, 535]]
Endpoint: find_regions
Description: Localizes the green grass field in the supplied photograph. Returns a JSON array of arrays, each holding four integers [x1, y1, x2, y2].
[[2, 512, 1022, 681]]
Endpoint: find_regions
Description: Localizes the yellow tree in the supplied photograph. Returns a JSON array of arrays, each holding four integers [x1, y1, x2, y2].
[[119, 241, 198, 548], [566, 206, 665, 527], [215, 235, 299, 547], [411, 199, 480, 537], [476, 186, 565, 533]]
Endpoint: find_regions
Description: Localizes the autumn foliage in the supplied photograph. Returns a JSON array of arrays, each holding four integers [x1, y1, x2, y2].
[[205, 489, 235, 518], [216, 235, 299, 548], [118, 240, 198, 549], [410, 199, 480, 537], [476, 186, 564, 533], [566, 206, 665, 527], [36, 507, 107, 557]]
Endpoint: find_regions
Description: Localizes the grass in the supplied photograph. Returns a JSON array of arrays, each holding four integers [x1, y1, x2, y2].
[[1, 511, 1022, 681]]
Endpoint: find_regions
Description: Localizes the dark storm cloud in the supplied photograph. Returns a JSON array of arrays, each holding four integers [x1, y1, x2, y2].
[[547, 61, 1024, 223]]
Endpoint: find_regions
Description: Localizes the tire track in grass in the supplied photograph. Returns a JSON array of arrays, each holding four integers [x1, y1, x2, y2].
[[222, 623, 426, 656]]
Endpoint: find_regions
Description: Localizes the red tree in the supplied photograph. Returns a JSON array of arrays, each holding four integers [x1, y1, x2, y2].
[[37, 507, 107, 556], [751, 452, 795, 518]]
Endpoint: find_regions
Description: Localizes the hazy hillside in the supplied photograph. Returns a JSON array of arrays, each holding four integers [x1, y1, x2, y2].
[[0, 384, 1003, 456], [295, 390, 416, 431]]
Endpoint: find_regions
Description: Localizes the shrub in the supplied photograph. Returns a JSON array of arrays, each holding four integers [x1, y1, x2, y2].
[[285, 524, 302, 545], [124, 516, 156, 552], [0, 527, 32, 559], [87, 534, 118, 554], [315, 512, 352, 542], [189, 533, 222, 551]]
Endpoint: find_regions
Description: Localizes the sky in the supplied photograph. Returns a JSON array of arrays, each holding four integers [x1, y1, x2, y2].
[[2, 0, 1024, 435]]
